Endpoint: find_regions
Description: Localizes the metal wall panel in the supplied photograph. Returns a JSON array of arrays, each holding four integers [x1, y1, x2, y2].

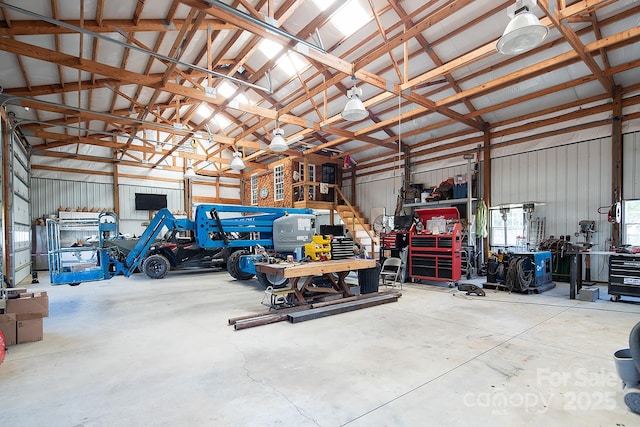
[[118, 184, 184, 236], [12, 136, 31, 285], [31, 178, 114, 219], [623, 131, 640, 199], [492, 136, 612, 281]]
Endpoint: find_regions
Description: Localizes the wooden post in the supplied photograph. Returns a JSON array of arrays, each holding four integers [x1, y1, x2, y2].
[[611, 86, 623, 248]]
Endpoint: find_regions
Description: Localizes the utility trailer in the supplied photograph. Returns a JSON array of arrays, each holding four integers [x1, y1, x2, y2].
[[47, 204, 315, 287]]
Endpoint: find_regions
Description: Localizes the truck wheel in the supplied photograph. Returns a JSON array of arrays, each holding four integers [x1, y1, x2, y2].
[[256, 271, 289, 289], [227, 250, 254, 280], [144, 254, 170, 279]]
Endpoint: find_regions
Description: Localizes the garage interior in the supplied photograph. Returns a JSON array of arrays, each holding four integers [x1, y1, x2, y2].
[[1, 0, 640, 424]]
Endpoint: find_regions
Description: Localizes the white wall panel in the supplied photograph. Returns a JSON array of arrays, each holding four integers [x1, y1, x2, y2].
[[492, 136, 612, 281], [31, 178, 114, 219], [623, 131, 640, 199]]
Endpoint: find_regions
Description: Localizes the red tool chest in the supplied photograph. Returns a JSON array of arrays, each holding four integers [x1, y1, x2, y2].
[[409, 207, 462, 283]]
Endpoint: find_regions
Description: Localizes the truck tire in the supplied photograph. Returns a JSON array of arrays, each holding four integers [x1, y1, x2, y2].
[[227, 250, 254, 280], [144, 254, 170, 279], [256, 271, 289, 289]]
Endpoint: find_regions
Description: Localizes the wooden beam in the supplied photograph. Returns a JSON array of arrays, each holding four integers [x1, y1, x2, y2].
[[538, 0, 614, 96]]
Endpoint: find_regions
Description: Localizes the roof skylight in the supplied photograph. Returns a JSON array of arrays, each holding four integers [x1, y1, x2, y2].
[[214, 114, 232, 130], [258, 39, 283, 59], [331, 1, 371, 37], [278, 52, 307, 77], [312, 0, 337, 11]]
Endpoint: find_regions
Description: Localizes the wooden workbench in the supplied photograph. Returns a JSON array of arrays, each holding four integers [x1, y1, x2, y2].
[[255, 258, 377, 304]]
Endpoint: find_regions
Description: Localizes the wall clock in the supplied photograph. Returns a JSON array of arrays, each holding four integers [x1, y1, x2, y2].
[[260, 187, 269, 199]]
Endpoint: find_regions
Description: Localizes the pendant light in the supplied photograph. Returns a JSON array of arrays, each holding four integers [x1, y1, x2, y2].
[[269, 125, 288, 152], [230, 150, 246, 170], [496, 0, 549, 55], [341, 77, 368, 122]]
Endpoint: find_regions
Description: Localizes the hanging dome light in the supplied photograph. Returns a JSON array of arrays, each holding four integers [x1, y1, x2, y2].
[[230, 151, 246, 170], [269, 127, 288, 152], [341, 78, 368, 122], [184, 165, 196, 179], [496, 1, 548, 55]]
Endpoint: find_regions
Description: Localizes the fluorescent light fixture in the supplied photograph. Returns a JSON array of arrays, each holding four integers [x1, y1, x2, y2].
[[496, 0, 549, 55], [341, 78, 368, 122], [230, 151, 246, 170], [269, 128, 288, 152]]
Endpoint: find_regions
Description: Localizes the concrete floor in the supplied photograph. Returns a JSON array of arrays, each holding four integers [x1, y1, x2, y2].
[[1, 270, 640, 426]]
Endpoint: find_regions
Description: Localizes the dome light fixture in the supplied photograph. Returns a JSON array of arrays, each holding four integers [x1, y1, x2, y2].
[[269, 127, 288, 152], [341, 77, 368, 122], [184, 165, 197, 179], [496, 0, 549, 55], [230, 150, 246, 170]]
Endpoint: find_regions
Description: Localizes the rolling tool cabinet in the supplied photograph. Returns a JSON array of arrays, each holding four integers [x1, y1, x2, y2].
[[409, 207, 462, 283], [609, 254, 640, 301]]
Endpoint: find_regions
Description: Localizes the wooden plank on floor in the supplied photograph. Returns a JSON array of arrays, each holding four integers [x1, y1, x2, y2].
[[287, 294, 399, 323], [228, 291, 401, 326]]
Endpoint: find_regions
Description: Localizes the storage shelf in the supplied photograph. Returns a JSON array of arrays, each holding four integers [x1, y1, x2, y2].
[[403, 197, 477, 208]]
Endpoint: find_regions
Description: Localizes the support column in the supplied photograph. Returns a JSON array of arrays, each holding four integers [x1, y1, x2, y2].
[[611, 86, 622, 248], [483, 126, 491, 262]]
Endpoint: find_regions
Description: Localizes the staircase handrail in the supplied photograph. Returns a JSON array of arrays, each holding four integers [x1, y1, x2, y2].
[[334, 187, 377, 246]]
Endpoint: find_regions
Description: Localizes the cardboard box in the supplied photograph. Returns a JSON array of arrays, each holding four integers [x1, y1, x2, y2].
[[6, 291, 48, 317], [0, 313, 17, 346], [16, 313, 43, 344]]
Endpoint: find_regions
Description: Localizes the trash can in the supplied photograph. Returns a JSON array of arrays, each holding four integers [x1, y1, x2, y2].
[[359, 262, 381, 294]]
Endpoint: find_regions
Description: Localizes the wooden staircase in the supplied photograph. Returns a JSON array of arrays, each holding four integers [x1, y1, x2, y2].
[[335, 205, 379, 259]]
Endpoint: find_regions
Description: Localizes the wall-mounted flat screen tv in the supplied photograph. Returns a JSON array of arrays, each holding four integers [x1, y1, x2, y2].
[[135, 193, 167, 211]]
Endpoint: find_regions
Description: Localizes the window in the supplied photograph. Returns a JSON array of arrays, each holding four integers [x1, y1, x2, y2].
[[624, 200, 640, 245], [250, 174, 258, 205], [299, 163, 316, 200], [274, 165, 284, 201], [489, 207, 525, 249]]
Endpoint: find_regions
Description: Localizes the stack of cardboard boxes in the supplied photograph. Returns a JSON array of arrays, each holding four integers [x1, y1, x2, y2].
[[0, 288, 48, 346]]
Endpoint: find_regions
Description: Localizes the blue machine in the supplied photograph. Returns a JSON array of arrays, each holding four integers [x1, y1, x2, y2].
[[47, 205, 315, 286]]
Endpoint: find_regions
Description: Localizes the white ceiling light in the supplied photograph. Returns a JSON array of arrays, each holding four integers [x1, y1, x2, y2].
[[230, 151, 246, 170], [269, 127, 288, 152], [341, 78, 368, 122], [184, 165, 197, 179], [496, 0, 549, 55]]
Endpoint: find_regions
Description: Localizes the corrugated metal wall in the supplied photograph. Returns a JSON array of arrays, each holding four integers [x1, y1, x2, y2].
[[623, 131, 640, 199], [492, 136, 612, 281], [31, 178, 114, 219], [31, 179, 184, 237]]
